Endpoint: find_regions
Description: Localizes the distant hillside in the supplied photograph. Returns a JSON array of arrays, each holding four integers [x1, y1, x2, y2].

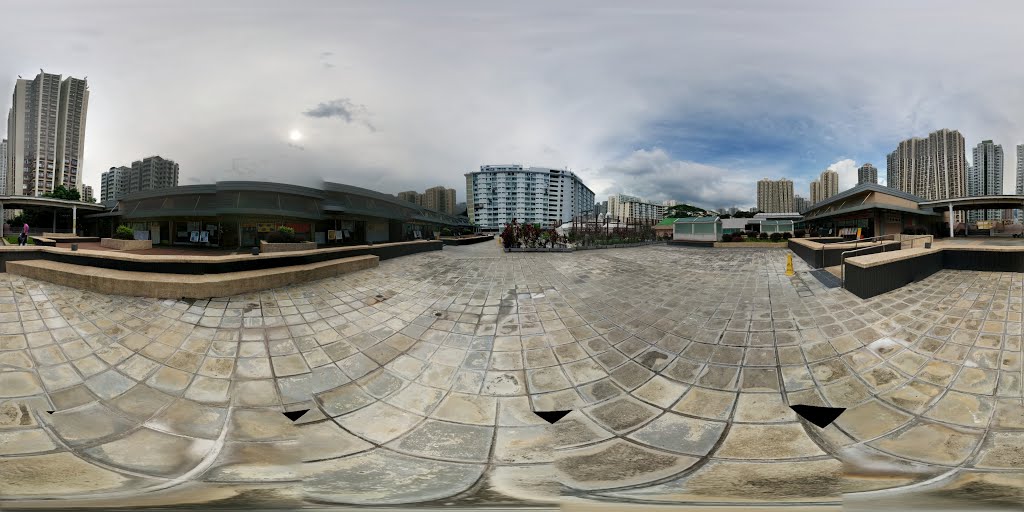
[[666, 203, 713, 217]]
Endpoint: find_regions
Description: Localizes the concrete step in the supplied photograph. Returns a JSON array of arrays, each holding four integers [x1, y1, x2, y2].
[[6, 255, 378, 299]]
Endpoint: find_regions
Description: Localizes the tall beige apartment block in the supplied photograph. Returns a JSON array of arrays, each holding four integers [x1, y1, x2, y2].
[[756, 178, 794, 213], [886, 128, 967, 201], [820, 169, 839, 199], [423, 185, 457, 214], [6, 70, 89, 197], [397, 191, 422, 205]]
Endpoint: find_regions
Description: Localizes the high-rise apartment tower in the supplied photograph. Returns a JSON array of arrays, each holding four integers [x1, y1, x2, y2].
[[6, 70, 89, 197]]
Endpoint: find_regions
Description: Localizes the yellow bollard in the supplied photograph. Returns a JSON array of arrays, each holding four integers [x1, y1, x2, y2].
[[786, 253, 794, 276]]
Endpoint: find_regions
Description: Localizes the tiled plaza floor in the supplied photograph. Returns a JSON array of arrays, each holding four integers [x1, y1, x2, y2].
[[1, 242, 1021, 510]]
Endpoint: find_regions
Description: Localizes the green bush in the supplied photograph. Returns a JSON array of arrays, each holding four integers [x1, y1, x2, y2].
[[113, 225, 135, 240], [721, 233, 732, 242], [266, 226, 297, 243], [758, 232, 769, 239], [769, 232, 783, 242], [782, 232, 792, 240]]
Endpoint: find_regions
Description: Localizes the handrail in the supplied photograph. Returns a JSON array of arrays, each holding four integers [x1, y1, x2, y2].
[[900, 234, 933, 250], [816, 234, 895, 270], [819, 234, 895, 245], [839, 234, 933, 285], [840, 244, 893, 286]]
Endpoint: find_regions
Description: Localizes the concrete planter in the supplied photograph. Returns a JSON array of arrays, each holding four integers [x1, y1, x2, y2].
[[259, 240, 317, 253], [505, 247, 574, 253], [100, 238, 153, 251]]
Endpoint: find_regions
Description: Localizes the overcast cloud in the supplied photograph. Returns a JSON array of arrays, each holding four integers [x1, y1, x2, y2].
[[3, 0, 1023, 208]]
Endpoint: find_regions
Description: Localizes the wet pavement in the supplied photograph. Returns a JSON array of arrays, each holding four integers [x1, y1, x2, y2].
[[0, 241, 1021, 510]]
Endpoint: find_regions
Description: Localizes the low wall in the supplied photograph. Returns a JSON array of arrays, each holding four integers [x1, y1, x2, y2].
[[43, 235, 101, 243], [101, 238, 154, 251], [441, 235, 494, 246], [844, 249, 944, 299], [666, 240, 715, 248], [259, 240, 317, 253], [0, 239, 441, 274], [714, 242, 789, 248], [788, 238, 901, 268], [7, 255, 379, 299], [28, 237, 56, 247], [942, 248, 1024, 272]]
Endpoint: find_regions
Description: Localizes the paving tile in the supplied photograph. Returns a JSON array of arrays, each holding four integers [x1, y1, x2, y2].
[[714, 423, 827, 459], [627, 412, 726, 455], [388, 419, 493, 462], [555, 439, 699, 491]]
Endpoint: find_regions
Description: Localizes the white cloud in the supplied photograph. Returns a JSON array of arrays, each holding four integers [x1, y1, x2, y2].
[[828, 159, 859, 191], [589, 148, 781, 209]]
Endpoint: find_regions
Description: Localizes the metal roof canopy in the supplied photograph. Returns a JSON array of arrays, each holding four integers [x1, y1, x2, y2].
[[674, 216, 720, 223], [801, 202, 941, 222], [83, 181, 473, 227], [0, 195, 105, 211], [919, 195, 1024, 212]]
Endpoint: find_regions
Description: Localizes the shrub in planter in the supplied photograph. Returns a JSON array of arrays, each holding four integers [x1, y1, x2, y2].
[[113, 225, 135, 240], [794, 229, 806, 238], [721, 233, 732, 242], [500, 221, 519, 248], [441, 227, 452, 237], [916, 227, 928, 235], [808, 228, 820, 237], [769, 232, 783, 242], [758, 232, 769, 240], [782, 232, 792, 240], [266, 226, 297, 243]]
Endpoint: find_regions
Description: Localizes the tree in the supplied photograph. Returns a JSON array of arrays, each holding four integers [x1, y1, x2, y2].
[[42, 184, 81, 201]]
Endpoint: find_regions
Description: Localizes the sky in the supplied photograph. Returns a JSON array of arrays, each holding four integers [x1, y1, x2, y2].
[[3, 0, 1024, 210]]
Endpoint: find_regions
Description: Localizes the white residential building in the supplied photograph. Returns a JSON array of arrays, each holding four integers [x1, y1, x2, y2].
[[0, 139, 7, 194], [100, 166, 131, 202], [6, 70, 89, 197], [967, 140, 1004, 222], [607, 193, 642, 221], [615, 199, 667, 223], [1016, 144, 1024, 223], [466, 164, 595, 230]]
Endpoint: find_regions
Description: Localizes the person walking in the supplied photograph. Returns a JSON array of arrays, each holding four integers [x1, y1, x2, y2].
[[19, 223, 29, 246]]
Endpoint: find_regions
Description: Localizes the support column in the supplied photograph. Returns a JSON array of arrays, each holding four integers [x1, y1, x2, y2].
[[949, 203, 954, 238], [72, 206, 77, 235], [0, 202, 4, 240], [52, 209, 57, 233]]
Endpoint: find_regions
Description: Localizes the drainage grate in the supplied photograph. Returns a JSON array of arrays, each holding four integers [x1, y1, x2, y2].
[[808, 269, 842, 289]]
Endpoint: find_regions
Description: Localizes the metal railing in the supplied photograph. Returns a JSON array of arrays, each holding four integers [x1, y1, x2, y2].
[[817, 234, 895, 269], [839, 234, 933, 286], [900, 234, 933, 249]]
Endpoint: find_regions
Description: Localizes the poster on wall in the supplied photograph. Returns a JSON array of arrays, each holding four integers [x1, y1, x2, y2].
[[190, 231, 200, 242], [199, 231, 209, 243], [257, 223, 274, 233], [315, 232, 326, 244], [327, 230, 336, 241], [206, 224, 217, 232], [414, 230, 422, 239], [133, 230, 149, 240]]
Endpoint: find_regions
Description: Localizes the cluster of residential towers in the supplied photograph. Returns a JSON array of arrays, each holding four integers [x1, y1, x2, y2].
[[756, 128, 1024, 224]]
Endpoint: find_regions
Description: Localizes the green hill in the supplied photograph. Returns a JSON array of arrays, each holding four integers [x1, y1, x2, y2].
[[665, 203, 712, 217]]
